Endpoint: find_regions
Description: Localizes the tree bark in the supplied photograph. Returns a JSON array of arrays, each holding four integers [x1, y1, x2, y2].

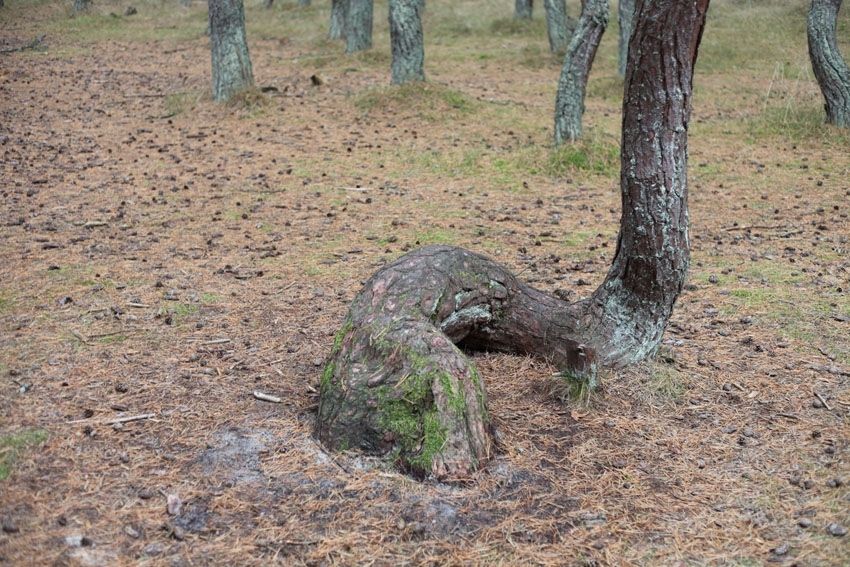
[[73, 0, 89, 12], [209, 0, 254, 102], [617, 0, 635, 77], [808, 0, 850, 127], [298, 0, 310, 6], [317, 0, 710, 479], [346, 0, 373, 53], [543, 0, 575, 53], [515, 0, 533, 20], [329, 0, 348, 39], [553, 0, 609, 145], [389, 0, 425, 84], [578, 0, 708, 366]]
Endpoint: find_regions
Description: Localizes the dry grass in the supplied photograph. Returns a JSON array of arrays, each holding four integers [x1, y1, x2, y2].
[[1, 0, 848, 566]]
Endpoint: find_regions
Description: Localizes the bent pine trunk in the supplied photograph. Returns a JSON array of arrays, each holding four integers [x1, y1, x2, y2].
[[553, 0, 609, 145], [808, 0, 850, 127], [316, 0, 710, 479]]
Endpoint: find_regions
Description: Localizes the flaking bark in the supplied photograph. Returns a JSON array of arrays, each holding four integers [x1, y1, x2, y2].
[[808, 0, 850, 126], [617, 0, 635, 77], [329, 0, 348, 40], [543, 0, 575, 53], [389, 0, 425, 84], [346, 0, 373, 53], [553, 0, 609, 145], [209, 0, 254, 102]]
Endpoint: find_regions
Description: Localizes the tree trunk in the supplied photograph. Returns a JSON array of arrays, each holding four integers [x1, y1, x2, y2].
[[515, 0, 533, 20], [209, 0, 254, 102], [73, 0, 89, 12], [263, 0, 273, 9], [346, 0, 373, 53], [543, 0, 575, 53], [389, 0, 425, 84], [808, 0, 850, 127], [329, 0, 348, 39], [617, 0, 635, 77], [316, 0, 710, 480], [553, 0, 609, 145], [298, 0, 310, 6]]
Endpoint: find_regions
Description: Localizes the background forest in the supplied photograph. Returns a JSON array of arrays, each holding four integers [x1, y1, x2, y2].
[[1, 0, 848, 565]]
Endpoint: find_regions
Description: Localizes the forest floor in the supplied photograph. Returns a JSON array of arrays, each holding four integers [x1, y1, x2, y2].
[[0, 0, 848, 565]]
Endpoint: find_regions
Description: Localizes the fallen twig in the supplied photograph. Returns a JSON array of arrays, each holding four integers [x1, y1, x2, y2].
[[203, 338, 231, 345], [103, 413, 156, 425], [253, 391, 282, 403], [777, 413, 800, 420], [813, 391, 832, 411]]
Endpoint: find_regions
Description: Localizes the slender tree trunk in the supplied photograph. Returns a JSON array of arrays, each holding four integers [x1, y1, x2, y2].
[[330, 0, 348, 39], [543, 0, 574, 53], [515, 0, 533, 20], [209, 0, 254, 102], [263, 0, 273, 9], [316, 0, 710, 480], [389, 0, 425, 84], [298, 0, 310, 6], [808, 0, 850, 126], [73, 0, 89, 12], [617, 0, 635, 77], [346, 0, 373, 53], [553, 0, 609, 145]]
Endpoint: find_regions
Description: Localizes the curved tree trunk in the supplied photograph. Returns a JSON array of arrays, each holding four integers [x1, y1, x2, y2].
[[617, 0, 635, 77], [316, 0, 710, 480], [209, 0, 254, 102], [389, 0, 425, 84], [808, 0, 850, 126], [329, 0, 348, 40], [515, 0, 533, 20], [346, 0, 373, 53], [553, 0, 609, 145], [543, 0, 575, 53]]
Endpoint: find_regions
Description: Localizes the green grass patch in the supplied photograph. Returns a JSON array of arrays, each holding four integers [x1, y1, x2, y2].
[[354, 82, 474, 118], [547, 133, 620, 177], [0, 429, 49, 481]]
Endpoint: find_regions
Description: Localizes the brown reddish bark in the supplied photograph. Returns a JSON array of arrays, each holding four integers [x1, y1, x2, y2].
[[316, 0, 710, 480]]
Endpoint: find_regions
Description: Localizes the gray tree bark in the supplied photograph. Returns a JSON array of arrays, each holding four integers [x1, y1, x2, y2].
[[298, 0, 310, 6], [209, 0, 254, 102], [330, 0, 348, 39], [389, 0, 425, 84], [73, 0, 89, 12], [515, 0, 533, 19], [316, 0, 710, 480], [808, 0, 850, 126], [553, 0, 609, 145], [617, 0, 635, 77], [346, 0, 373, 53], [543, 0, 575, 53], [263, 0, 273, 9]]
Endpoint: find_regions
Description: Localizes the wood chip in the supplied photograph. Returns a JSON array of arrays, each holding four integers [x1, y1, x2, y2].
[[253, 391, 282, 403]]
